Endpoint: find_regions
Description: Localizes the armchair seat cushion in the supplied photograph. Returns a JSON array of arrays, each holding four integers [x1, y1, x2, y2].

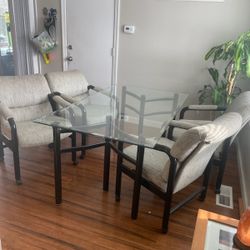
[[2, 121, 69, 148], [123, 145, 170, 192]]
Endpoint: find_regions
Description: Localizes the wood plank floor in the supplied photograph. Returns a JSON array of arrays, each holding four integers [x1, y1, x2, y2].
[[0, 136, 241, 249]]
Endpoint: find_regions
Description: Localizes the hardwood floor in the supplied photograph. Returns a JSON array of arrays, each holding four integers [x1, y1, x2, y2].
[[0, 136, 241, 249]]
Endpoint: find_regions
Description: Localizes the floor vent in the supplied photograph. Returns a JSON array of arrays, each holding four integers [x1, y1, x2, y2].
[[216, 185, 233, 209]]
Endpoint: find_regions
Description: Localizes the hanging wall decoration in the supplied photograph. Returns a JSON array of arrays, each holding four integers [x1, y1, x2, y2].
[[32, 8, 57, 64]]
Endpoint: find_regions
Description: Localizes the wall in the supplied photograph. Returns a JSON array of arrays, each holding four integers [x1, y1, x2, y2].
[[118, 0, 250, 98], [35, 0, 63, 74]]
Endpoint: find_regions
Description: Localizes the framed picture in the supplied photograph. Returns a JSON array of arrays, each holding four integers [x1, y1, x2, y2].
[[192, 209, 239, 250]]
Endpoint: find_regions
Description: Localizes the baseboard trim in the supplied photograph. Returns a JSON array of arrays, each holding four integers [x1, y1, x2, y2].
[[235, 139, 249, 210]]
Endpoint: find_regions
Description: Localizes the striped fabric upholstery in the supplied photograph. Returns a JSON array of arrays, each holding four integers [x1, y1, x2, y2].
[[123, 112, 242, 193], [0, 74, 69, 147], [46, 70, 89, 99]]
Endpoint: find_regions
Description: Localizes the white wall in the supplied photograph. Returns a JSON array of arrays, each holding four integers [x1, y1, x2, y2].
[[118, 0, 250, 99]]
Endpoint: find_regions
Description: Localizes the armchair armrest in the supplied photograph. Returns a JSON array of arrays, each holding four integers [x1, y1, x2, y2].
[[58, 93, 75, 104], [168, 120, 201, 130], [52, 95, 72, 108], [154, 143, 177, 168], [167, 119, 211, 140], [87, 85, 103, 92], [88, 85, 114, 99], [48, 92, 75, 111], [180, 105, 226, 119], [0, 102, 14, 121]]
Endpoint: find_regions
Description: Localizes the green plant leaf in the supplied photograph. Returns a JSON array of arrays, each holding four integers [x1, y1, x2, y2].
[[224, 40, 234, 52], [246, 51, 250, 77], [235, 42, 243, 72], [213, 48, 224, 64], [208, 68, 219, 85], [205, 47, 217, 60]]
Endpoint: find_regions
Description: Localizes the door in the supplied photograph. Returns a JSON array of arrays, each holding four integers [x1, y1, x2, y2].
[[64, 0, 115, 87]]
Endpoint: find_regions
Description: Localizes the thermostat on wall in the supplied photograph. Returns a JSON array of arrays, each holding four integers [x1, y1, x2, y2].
[[123, 25, 136, 34]]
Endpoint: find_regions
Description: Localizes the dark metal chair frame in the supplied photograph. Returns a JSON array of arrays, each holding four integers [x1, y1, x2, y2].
[[0, 113, 75, 185], [111, 137, 222, 233], [0, 117, 21, 184]]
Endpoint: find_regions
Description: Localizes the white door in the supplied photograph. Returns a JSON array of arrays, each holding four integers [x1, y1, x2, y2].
[[64, 0, 115, 87]]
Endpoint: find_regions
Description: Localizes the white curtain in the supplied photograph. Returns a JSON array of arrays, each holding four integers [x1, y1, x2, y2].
[[8, 0, 38, 75]]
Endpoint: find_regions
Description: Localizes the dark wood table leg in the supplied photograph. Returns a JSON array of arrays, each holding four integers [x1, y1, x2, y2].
[[53, 127, 62, 204], [131, 145, 144, 219], [103, 138, 111, 191]]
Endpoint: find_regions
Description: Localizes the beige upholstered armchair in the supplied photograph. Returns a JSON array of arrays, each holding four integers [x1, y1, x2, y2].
[[115, 112, 242, 233], [0, 75, 69, 184], [45, 70, 104, 108], [167, 91, 250, 193], [45, 70, 107, 160]]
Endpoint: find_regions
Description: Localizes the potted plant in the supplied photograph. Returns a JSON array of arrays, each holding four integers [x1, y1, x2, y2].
[[199, 30, 250, 105], [199, 68, 241, 106]]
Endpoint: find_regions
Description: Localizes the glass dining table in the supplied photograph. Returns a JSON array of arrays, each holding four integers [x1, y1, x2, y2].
[[35, 85, 188, 207]]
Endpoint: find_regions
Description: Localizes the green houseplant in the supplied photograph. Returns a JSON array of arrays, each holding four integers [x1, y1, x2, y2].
[[199, 68, 241, 106], [199, 30, 250, 105]]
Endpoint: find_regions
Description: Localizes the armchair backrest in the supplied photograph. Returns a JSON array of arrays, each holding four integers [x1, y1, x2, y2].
[[226, 91, 250, 126], [225, 91, 250, 142], [0, 74, 51, 122], [171, 112, 242, 193], [45, 70, 89, 101]]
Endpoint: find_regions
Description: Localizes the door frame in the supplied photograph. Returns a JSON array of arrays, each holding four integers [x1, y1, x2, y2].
[[60, 0, 120, 92]]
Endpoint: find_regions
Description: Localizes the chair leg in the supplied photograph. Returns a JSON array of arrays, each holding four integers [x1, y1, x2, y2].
[[215, 140, 230, 194], [215, 159, 227, 194], [13, 142, 21, 185], [162, 200, 172, 234], [80, 133, 86, 159], [199, 160, 212, 201], [103, 139, 111, 191], [162, 159, 176, 233], [131, 146, 144, 220], [167, 126, 174, 140], [115, 142, 123, 201], [71, 132, 78, 165], [0, 139, 4, 161]]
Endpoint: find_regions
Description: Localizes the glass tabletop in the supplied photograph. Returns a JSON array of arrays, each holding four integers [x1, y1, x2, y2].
[[35, 86, 188, 148]]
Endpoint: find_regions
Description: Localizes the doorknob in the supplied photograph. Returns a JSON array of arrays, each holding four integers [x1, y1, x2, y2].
[[66, 56, 73, 62]]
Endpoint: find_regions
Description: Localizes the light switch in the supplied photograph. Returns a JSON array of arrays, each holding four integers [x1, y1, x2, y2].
[[123, 25, 136, 34]]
